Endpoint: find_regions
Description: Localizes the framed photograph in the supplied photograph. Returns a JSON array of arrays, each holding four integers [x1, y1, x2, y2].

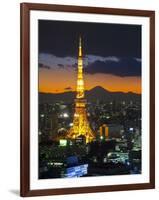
[[20, 3, 155, 197]]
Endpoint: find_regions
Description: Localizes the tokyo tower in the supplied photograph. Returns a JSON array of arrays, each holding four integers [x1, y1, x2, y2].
[[67, 37, 95, 143]]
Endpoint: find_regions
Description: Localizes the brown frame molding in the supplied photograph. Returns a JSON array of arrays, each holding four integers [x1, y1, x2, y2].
[[20, 3, 155, 197]]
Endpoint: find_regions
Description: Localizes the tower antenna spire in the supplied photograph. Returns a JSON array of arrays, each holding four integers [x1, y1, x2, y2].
[[77, 35, 84, 99], [79, 35, 82, 57]]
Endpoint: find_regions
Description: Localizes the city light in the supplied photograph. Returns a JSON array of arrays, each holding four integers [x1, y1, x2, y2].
[[69, 123, 73, 127], [38, 131, 42, 135], [65, 164, 88, 178], [63, 113, 69, 118], [100, 136, 104, 140], [59, 139, 67, 146]]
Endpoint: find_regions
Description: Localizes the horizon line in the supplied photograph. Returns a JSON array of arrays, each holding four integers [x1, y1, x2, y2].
[[39, 86, 141, 95]]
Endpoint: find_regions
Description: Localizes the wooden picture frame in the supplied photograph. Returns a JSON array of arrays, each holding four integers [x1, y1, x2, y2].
[[20, 3, 155, 197]]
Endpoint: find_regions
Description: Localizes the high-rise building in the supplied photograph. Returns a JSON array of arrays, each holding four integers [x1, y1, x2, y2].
[[67, 37, 94, 143], [99, 124, 109, 139]]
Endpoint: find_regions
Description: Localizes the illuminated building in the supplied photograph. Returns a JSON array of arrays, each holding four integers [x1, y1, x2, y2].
[[99, 124, 109, 140], [67, 37, 94, 143]]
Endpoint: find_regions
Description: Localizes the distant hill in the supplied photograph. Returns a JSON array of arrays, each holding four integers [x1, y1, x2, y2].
[[39, 86, 141, 104]]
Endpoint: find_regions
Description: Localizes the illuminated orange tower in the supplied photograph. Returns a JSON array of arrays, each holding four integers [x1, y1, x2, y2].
[[68, 37, 94, 143]]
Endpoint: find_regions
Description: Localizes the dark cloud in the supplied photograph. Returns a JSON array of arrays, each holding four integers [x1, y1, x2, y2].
[[39, 53, 77, 70], [57, 64, 64, 68], [39, 63, 51, 69], [64, 87, 72, 90], [39, 53, 141, 77], [84, 58, 141, 77], [72, 63, 77, 68]]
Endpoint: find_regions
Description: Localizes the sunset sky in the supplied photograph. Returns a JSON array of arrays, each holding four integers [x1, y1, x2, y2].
[[38, 20, 141, 94]]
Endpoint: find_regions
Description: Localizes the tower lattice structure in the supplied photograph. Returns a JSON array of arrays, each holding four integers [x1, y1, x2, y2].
[[67, 37, 95, 143]]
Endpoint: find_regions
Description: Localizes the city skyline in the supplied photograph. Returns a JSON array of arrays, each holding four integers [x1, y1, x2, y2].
[[38, 20, 142, 178], [38, 20, 141, 94]]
